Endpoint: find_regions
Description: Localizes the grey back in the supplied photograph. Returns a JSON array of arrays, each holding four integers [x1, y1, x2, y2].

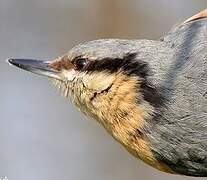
[[146, 18, 207, 176]]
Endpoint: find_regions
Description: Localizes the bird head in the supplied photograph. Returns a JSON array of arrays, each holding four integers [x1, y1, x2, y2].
[[8, 39, 160, 143], [8, 39, 170, 172]]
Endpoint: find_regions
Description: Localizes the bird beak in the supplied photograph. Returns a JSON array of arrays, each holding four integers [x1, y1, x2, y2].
[[7, 58, 61, 80]]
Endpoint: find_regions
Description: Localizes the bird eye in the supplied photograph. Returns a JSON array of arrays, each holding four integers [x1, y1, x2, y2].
[[74, 58, 87, 70]]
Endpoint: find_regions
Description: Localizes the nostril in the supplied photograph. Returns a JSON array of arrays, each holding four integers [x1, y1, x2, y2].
[[49, 56, 74, 71], [49, 60, 62, 71]]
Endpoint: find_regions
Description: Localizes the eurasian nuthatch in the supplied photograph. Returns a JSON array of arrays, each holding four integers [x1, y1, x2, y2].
[[8, 9, 207, 176]]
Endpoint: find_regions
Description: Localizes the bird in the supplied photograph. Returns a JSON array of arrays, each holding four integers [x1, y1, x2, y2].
[[8, 9, 207, 177]]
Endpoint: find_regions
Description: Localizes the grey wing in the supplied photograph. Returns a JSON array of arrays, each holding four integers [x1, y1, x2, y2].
[[147, 15, 207, 176]]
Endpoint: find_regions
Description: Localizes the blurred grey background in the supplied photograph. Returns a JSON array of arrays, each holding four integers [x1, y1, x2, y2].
[[0, 0, 207, 180]]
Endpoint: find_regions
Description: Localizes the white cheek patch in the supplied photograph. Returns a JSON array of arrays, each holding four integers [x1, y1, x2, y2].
[[62, 69, 78, 81], [82, 72, 115, 92]]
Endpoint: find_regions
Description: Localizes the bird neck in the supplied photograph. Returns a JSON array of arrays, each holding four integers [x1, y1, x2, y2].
[[76, 72, 171, 173]]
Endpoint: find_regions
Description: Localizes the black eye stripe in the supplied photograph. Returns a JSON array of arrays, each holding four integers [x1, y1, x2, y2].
[[86, 58, 123, 72], [84, 53, 165, 107], [85, 53, 147, 76]]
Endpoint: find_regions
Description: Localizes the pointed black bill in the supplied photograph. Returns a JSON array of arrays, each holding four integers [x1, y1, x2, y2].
[[8, 58, 61, 79]]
